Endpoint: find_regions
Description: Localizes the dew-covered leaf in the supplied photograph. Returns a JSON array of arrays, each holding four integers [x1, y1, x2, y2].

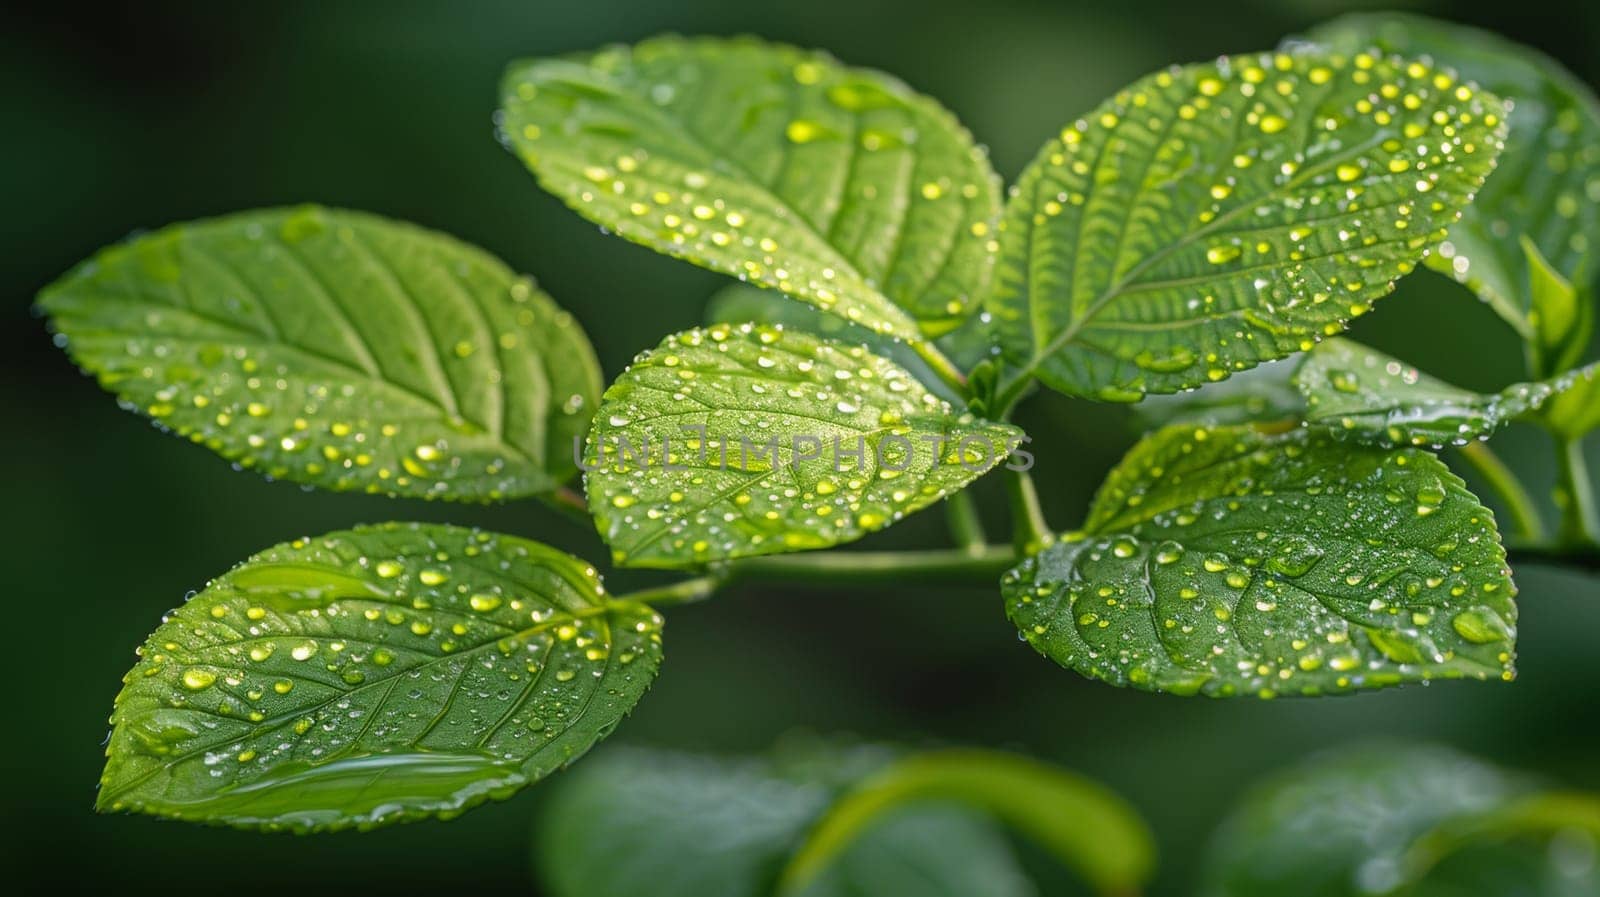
[[1537, 365, 1600, 440], [1295, 338, 1594, 448], [1002, 424, 1517, 697], [1305, 14, 1600, 334], [1201, 741, 1529, 897], [990, 47, 1507, 402], [499, 35, 1001, 340], [1131, 358, 1305, 429], [97, 523, 662, 832], [536, 743, 1034, 897], [584, 322, 1021, 568], [39, 207, 602, 501]]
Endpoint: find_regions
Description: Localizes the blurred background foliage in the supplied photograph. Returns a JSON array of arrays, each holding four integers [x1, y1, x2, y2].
[[5, 0, 1599, 893]]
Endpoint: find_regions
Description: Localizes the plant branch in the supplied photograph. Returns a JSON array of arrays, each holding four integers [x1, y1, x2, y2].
[[613, 576, 719, 608], [1453, 442, 1546, 543], [614, 545, 1021, 608], [723, 545, 1018, 587], [1005, 469, 1053, 553], [1554, 436, 1600, 548], [945, 491, 988, 553]]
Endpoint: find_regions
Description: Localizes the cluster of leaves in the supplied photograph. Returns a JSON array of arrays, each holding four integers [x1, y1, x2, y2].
[[537, 738, 1153, 897], [37, 14, 1599, 833], [531, 736, 1598, 897]]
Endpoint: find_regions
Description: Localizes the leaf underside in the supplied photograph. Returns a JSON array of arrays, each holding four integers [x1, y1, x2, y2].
[[585, 323, 1021, 568], [1295, 338, 1593, 448], [98, 523, 662, 832], [991, 46, 1507, 401], [537, 744, 1033, 897], [40, 206, 602, 501], [499, 35, 1002, 341], [1307, 14, 1600, 327], [1003, 424, 1517, 697]]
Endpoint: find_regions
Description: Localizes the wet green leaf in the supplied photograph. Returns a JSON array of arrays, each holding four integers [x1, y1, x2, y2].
[[1002, 424, 1518, 697], [1296, 338, 1594, 448], [1201, 741, 1529, 897], [584, 322, 1021, 568], [1539, 367, 1600, 440], [97, 523, 662, 832], [39, 206, 601, 501], [1306, 14, 1600, 335], [990, 47, 1507, 402], [499, 35, 1001, 341]]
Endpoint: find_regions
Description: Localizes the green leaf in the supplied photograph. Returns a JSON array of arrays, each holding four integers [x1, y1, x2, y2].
[[97, 523, 662, 832], [778, 749, 1155, 896], [1305, 14, 1600, 336], [1201, 741, 1529, 897], [536, 743, 1035, 897], [1131, 357, 1305, 429], [1295, 338, 1593, 448], [989, 46, 1507, 403], [1002, 424, 1517, 697], [584, 322, 1021, 568], [40, 206, 602, 501], [499, 35, 1002, 340], [1524, 236, 1594, 378], [1539, 366, 1600, 440]]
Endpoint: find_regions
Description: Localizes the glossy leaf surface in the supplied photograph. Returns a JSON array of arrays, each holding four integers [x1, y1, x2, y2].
[[40, 207, 601, 501], [991, 47, 1506, 401], [98, 523, 663, 832], [585, 323, 1021, 568], [1003, 424, 1517, 697], [1296, 338, 1590, 447], [1308, 14, 1600, 332], [501, 35, 1001, 339], [536, 743, 1033, 897]]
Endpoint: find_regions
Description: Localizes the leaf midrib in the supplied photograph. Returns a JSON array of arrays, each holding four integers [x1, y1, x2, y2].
[[105, 594, 634, 803], [1020, 129, 1391, 379]]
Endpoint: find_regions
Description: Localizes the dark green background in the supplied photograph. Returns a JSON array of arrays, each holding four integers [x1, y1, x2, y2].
[[6, 1, 1599, 893]]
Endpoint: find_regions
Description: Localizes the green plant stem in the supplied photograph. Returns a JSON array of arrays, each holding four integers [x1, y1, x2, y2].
[[1454, 442, 1546, 544], [945, 490, 988, 553], [1554, 436, 1600, 548], [725, 545, 1018, 586], [614, 545, 1021, 607], [614, 576, 719, 608], [912, 339, 968, 396], [774, 749, 1154, 897], [1005, 469, 1053, 553]]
